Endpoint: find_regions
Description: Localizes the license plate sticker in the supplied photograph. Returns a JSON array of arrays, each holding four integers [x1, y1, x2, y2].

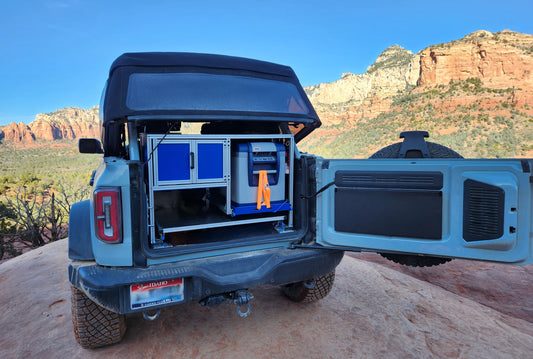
[[130, 278, 184, 310]]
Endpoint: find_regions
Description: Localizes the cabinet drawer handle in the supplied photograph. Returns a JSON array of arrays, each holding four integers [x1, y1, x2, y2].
[[190, 152, 195, 169]]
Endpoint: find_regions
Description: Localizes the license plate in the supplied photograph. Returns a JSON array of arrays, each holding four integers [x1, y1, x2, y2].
[[130, 278, 184, 310]]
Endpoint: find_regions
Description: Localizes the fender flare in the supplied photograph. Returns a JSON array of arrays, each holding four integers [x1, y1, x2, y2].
[[68, 200, 94, 260]]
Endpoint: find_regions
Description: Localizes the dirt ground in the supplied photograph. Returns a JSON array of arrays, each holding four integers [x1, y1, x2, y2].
[[0, 239, 532, 358]]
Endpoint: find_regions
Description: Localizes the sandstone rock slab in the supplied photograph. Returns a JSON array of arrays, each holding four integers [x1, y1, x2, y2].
[[1, 240, 532, 358]]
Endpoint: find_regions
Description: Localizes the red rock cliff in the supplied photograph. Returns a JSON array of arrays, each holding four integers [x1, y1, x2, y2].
[[418, 30, 533, 89], [0, 107, 99, 145], [30, 107, 99, 140], [1, 122, 35, 143]]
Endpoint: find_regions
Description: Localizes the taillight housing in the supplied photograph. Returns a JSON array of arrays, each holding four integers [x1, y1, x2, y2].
[[94, 187, 122, 243]]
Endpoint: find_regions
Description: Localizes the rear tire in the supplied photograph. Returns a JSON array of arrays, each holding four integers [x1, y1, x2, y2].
[[282, 271, 335, 303], [71, 285, 126, 349], [370, 141, 462, 267]]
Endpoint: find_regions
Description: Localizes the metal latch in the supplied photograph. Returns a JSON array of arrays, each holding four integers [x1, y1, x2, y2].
[[399, 131, 431, 158]]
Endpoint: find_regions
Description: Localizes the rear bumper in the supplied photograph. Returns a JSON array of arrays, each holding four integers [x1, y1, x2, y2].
[[68, 247, 344, 314]]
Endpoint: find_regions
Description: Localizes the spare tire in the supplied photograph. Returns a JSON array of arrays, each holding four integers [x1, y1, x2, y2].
[[369, 141, 462, 267]]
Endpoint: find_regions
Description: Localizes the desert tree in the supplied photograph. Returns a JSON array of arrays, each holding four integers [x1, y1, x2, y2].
[[4, 186, 48, 248], [0, 202, 18, 260]]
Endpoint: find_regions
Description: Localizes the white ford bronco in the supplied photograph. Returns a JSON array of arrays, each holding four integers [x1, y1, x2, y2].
[[69, 52, 532, 348]]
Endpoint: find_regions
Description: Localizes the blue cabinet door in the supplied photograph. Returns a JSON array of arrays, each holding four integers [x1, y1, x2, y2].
[[197, 143, 224, 180], [157, 143, 191, 182]]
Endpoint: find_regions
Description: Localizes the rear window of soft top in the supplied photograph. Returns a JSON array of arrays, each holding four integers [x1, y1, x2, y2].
[[126, 73, 309, 114]]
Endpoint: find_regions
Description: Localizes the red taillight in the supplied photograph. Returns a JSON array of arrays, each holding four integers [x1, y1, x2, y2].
[[94, 188, 122, 243]]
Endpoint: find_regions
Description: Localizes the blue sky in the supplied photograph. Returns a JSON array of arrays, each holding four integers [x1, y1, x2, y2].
[[1, 0, 532, 126]]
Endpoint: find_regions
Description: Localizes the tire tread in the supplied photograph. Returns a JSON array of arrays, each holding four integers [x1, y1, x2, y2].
[[282, 271, 335, 303], [71, 285, 126, 349]]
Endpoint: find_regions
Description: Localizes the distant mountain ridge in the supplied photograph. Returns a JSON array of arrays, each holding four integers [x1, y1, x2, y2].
[[0, 107, 99, 145], [300, 29, 533, 158], [2, 29, 532, 158]]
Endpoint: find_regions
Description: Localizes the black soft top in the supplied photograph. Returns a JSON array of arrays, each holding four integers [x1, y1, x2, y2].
[[110, 52, 296, 78], [101, 52, 320, 149]]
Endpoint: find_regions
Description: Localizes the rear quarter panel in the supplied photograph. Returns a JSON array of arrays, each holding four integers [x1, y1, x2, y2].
[[91, 158, 134, 266]]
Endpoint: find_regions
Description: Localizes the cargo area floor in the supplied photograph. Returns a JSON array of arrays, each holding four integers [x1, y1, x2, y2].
[[159, 220, 285, 246], [156, 206, 287, 233]]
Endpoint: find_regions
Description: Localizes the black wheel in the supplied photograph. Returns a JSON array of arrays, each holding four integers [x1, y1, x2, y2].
[[71, 286, 127, 349], [282, 271, 335, 303], [370, 141, 462, 267]]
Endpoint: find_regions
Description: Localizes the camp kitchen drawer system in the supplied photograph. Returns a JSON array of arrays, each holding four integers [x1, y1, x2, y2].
[[146, 134, 295, 245]]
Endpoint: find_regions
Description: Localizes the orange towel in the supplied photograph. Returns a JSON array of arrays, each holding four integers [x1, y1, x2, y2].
[[256, 170, 271, 210]]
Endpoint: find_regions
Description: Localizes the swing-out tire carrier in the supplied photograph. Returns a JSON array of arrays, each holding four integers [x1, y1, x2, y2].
[[68, 246, 344, 314]]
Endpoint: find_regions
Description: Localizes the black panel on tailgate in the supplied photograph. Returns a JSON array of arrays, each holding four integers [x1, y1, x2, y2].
[[334, 171, 443, 240]]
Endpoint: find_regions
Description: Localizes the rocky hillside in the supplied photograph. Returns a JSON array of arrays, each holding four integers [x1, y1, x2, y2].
[[0, 107, 99, 145], [301, 30, 533, 159], [306, 44, 419, 108]]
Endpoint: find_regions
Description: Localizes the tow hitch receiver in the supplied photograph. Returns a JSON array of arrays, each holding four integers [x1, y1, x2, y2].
[[200, 289, 254, 318]]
